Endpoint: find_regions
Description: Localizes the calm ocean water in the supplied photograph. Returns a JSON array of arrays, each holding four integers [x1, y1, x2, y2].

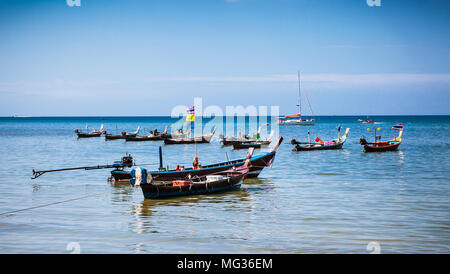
[[0, 116, 449, 253]]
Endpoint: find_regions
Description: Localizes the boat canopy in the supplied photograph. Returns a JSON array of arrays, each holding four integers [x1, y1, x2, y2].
[[279, 113, 301, 119]]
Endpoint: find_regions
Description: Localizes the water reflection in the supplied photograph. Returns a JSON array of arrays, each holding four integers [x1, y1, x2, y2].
[[126, 178, 272, 235], [110, 181, 135, 204], [360, 149, 405, 164], [2, 117, 450, 253], [242, 178, 275, 193], [397, 150, 405, 164]]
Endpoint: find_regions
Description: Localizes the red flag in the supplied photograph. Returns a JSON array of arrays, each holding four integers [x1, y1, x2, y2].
[[315, 137, 324, 144]]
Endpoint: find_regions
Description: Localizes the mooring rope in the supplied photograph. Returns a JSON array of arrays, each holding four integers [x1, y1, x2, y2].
[[0, 191, 109, 217]]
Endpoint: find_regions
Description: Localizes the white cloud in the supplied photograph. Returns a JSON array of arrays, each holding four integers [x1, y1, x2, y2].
[[142, 73, 450, 87], [1, 73, 449, 98]]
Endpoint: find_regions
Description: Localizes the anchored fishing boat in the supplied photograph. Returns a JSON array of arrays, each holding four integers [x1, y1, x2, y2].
[[125, 126, 171, 142], [360, 124, 403, 152], [232, 140, 272, 149], [220, 127, 264, 146], [74, 124, 105, 138], [164, 127, 216, 145], [279, 71, 315, 126], [219, 127, 273, 146], [232, 131, 274, 149], [358, 117, 375, 124], [111, 136, 283, 182], [291, 127, 350, 151], [170, 128, 191, 139], [105, 126, 141, 140], [130, 148, 254, 199], [221, 136, 255, 146]]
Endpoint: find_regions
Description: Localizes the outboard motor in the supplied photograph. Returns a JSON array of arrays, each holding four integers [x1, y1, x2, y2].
[[360, 138, 368, 145], [121, 155, 134, 167], [130, 167, 151, 186]]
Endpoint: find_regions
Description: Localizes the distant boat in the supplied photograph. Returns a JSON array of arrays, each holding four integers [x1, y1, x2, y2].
[[125, 126, 172, 142], [358, 116, 375, 124], [360, 124, 403, 152], [221, 135, 256, 146], [220, 126, 264, 146], [74, 124, 105, 138], [170, 128, 191, 139], [232, 139, 272, 149], [164, 127, 216, 145], [291, 127, 350, 151], [105, 126, 141, 140], [278, 71, 315, 126], [232, 131, 274, 149]]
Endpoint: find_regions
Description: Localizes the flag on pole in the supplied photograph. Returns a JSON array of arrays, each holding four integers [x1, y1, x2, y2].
[[392, 124, 404, 131], [186, 106, 195, 122]]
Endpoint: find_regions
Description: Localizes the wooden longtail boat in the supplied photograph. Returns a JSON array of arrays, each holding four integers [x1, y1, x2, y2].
[[232, 136, 273, 149], [125, 134, 166, 141], [111, 136, 283, 182], [169, 128, 191, 139], [77, 131, 102, 138], [220, 127, 262, 146], [279, 71, 315, 126], [105, 126, 141, 140], [136, 168, 248, 199], [358, 118, 375, 124], [360, 125, 403, 152], [74, 124, 105, 138], [164, 127, 216, 145], [291, 127, 350, 151], [125, 126, 171, 142], [131, 149, 254, 199], [361, 139, 401, 152], [222, 137, 255, 146]]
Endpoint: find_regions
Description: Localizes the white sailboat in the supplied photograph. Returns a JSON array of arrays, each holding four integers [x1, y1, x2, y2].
[[278, 71, 315, 126]]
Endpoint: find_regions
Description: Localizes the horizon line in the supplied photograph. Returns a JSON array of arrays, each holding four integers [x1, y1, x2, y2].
[[2, 114, 450, 118]]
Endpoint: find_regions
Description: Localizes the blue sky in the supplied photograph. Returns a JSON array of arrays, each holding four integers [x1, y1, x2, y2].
[[1, 0, 449, 116]]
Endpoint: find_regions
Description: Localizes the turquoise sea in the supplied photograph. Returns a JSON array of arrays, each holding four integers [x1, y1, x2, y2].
[[0, 116, 449, 253]]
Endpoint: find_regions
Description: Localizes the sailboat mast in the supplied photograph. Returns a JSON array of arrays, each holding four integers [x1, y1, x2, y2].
[[297, 71, 301, 116]]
